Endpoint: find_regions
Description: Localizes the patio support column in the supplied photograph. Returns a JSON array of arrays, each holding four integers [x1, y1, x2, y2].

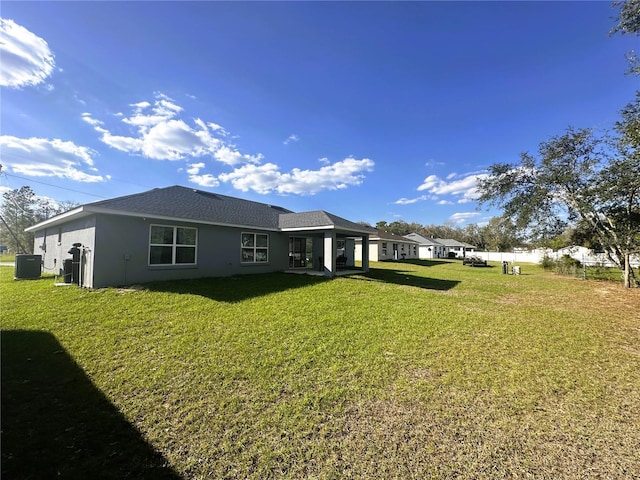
[[361, 235, 370, 273], [323, 231, 336, 277]]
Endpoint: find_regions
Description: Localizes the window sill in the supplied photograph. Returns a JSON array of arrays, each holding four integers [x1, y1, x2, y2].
[[148, 264, 198, 270]]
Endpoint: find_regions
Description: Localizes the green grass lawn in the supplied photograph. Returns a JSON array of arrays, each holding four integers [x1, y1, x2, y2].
[[2, 260, 639, 479], [0, 253, 15, 262]]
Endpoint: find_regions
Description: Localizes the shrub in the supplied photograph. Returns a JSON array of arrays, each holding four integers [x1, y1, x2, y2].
[[557, 254, 581, 275], [540, 255, 555, 271], [540, 255, 582, 276]]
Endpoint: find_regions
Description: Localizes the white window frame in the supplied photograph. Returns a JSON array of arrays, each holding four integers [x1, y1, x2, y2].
[[241, 232, 269, 264], [149, 224, 197, 266]]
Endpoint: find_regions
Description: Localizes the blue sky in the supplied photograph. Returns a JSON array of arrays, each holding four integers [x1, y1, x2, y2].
[[1, 1, 637, 227]]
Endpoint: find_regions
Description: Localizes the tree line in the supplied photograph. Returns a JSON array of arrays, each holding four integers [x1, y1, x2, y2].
[[372, 217, 524, 252], [0, 186, 78, 254]]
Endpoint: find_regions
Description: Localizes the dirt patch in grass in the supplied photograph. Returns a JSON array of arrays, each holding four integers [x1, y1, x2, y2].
[[587, 282, 640, 316], [337, 391, 640, 479]]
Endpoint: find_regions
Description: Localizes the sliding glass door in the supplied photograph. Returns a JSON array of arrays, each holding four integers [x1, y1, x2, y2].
[[289, 237, 308, 268]]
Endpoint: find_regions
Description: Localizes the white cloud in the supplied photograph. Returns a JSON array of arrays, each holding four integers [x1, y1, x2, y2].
[[0, 135, 106, 182], [184, 162, 218, 186], [219, 163, 282, 194], [83, 93, 234, 162], [424, 159, 445, 168], [81, 112, 103, 127], [207, 121, 228, 136], [394, 171, 488, 206], [142, 119, 211, 160], [449, 212, 480, 224], [214, 145, 262, 166], [186, 162, 206, 175], [417, 172, 488, 202], [219, 157, 375, 195], [394, 195, 428, 205], [283, 134, 299, 145], [83, 93, 375, 195], [188, 173, 220, 188], [0, 18, 55, 88]]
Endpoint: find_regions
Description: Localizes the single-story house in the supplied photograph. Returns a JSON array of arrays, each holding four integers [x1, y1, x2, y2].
[[354, 229, 419, 262], [25, 186, 373, 288], [403, 233, 475, 259], [435, 238, 476, 258]]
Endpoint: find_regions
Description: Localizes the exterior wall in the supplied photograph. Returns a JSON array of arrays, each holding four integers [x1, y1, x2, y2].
[[434, 245, 448, 258], [448, 246, 465, 258], [33, 216, 97, 286], [355, 241, 381, 262], [371, 242, 380, 261], [355, 240, 419, 262], [395, 241, 418, 260], [311, 236, 324, 271], [91, 214, 290, 288]]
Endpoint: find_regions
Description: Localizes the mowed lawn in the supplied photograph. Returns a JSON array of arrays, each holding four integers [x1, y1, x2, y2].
[[2, 260, 639, 479]]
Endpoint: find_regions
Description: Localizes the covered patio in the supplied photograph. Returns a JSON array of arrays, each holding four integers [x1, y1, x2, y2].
[[279, 211, 373, 278]]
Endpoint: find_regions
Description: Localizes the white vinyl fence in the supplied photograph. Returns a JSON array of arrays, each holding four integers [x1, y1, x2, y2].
[[473, 248, 640, 267]]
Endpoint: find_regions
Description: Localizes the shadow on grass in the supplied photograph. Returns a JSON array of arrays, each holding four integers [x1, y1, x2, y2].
[[144, 271, 331, 303], [1, 330, 182, 480], [358, 267, 460, 291], [385, 259, 454, 267]]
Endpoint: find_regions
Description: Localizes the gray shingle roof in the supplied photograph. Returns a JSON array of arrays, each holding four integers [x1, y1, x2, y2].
[[433, 238, 475, 248], [404, 233, 475, 249], [87, 185, 292, 229], [28, 186, 372, 235], [279, 211, 374, 234]]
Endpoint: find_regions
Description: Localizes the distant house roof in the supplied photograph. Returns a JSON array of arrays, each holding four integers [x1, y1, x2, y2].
[[26, 185, 372, 235], [433, 238, 476, 249], [403, 233, 444, 246], [403, 234, 475, 249], [370, 229, 419, 243]]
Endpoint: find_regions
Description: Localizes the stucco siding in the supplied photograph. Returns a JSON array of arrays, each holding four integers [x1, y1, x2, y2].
[[370, 243, 380, 262], [33, 216, 97, 284], [91, 214, 290, 287]]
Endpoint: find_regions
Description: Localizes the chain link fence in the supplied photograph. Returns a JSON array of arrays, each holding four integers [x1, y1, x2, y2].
[[540, 255, 630, 283]]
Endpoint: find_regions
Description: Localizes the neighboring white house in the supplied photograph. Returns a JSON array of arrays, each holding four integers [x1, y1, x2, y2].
[[435, 238, 476, 258], [355, 229, 419, 262], [403, 233, 475, 259]]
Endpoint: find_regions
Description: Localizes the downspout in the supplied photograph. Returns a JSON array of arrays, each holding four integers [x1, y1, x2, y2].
[[80, 247, 84, 288]]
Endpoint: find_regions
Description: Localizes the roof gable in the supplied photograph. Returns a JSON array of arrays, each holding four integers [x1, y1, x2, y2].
[[279, 211, 374, 234]]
